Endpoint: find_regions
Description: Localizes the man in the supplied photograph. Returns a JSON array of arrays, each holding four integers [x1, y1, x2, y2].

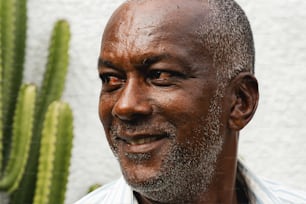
[[76, 0, 306, 203]]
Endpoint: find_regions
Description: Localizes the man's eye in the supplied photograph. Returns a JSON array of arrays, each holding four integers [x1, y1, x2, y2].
[[149, 70, 172, 80], [100, 74, 125, 86], [148, 70, 185, 86]]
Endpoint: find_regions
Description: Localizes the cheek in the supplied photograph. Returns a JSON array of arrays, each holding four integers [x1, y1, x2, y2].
[[99, 94, 115, 131], [99, 95, 119, 150], [153, 87, 215, 142], [155, 89, 211, 124]]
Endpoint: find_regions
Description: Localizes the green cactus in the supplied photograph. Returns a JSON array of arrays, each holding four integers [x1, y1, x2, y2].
[[11, 19, 71, 204], [0, 0, 73, 203], [0, 0, 27, 171], [0, 0, 3, 173], [34, 101, 73, 204], [88, 184, 102, 193], [1, 0, 16, 136], [0, 84, 36, 193]]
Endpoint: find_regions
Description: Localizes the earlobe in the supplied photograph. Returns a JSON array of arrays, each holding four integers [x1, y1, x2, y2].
[[229, 73, 259, 130]]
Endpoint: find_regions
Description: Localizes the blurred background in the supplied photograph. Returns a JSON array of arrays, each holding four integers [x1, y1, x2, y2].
[[22, 0, 306, 203]]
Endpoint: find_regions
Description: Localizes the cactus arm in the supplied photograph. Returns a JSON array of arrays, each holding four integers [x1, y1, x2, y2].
[[33, 102, 58, 204], [7, 0, 27, 143], [1, 0, 15, 171], [36, 19, 71, 124], [1, 0, 27, 172], [0, 0, 3, 171], [12, 0, 27, 95], [48, 102, 73, 204], [11, 20, 71, 204], [1, 0, 16, 126], [33, 101, 73, 204], [0, 84, 36, 192]]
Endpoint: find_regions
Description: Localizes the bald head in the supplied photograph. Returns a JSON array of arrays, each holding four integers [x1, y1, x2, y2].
[[102, 0, 254, 83]]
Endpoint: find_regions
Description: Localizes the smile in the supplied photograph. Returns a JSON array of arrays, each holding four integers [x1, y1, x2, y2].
[[119, 134, 167, 145], [114, 133, 171, 154]]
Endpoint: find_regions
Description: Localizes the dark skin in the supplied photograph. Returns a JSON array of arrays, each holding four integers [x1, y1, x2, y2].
[[98, 0, 259, 203]]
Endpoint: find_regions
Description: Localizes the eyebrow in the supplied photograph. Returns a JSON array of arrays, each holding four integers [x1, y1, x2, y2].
[[98, 58, 118, 69], [140, 54, 169, 67], [98, 54, 170, 70]]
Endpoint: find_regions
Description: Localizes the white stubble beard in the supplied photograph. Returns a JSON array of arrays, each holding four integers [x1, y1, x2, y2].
[[126, 88, 226, 203]]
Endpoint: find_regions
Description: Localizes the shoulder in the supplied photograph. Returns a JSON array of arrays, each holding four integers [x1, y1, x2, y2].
[[237, 160, 306, 204], [74, 177, 136, 204], [261, 179, 306, 204]]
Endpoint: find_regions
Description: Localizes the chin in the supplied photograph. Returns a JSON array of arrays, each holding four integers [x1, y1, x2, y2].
[[124, 172, 174, 203], [121, 163, 166, 191]]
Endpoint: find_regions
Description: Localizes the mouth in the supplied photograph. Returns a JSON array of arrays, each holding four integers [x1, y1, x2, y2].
[[119, 134, 167, 145], [113, 133, 171, 154]]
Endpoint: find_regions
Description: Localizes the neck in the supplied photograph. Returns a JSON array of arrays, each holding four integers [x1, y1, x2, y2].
[[136, 132, 240, 204]]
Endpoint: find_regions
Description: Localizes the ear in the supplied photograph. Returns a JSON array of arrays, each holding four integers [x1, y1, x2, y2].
[[228, 73, 259, 130]]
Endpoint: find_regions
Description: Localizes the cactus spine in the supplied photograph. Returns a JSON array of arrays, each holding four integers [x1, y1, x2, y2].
[[0, 0, 73, 203]]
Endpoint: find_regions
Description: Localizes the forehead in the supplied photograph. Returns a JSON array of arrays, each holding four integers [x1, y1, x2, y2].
[[101, 0, 211, 62], [104, 0, 210, 34]]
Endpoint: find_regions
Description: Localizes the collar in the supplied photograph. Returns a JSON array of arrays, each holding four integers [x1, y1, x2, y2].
[[120, 160, 282, 204], [237, 160, 282, 204]]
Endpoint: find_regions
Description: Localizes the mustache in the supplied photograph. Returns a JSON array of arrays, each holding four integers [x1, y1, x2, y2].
[[109, 121, 177, 138]]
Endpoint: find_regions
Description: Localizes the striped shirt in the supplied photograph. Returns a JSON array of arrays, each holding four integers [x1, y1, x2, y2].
[[75, 162, 306, 204]]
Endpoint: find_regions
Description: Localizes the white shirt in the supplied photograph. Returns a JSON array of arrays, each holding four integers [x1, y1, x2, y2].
[[75, 162, 306, 204]]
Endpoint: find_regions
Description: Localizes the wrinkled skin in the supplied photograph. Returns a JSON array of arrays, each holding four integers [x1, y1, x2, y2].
[[98, 0, 258, 203]]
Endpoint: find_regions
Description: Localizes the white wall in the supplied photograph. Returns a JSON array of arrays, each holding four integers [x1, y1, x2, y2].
[[23, 0, 306, 203]]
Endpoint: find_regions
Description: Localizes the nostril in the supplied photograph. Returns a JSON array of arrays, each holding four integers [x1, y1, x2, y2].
[[111, 93, 153, 121], [112, 100, 153, 121]]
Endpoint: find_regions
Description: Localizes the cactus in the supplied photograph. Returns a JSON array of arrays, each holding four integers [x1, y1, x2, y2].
[[0, 0, 27, 170], [1, 0, 16, 136], [0, 84, 36, 192], [34, 101, 73, 204], [88, 184, 102, 193], [0, 0, 73, 203], [0, 0, 3, 173], [11, 19, 71, 204]]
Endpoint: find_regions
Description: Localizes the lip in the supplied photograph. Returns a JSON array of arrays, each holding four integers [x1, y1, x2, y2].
[[115, 134, 170, 153]]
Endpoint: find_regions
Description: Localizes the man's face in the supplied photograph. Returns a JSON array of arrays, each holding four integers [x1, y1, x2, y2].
[[98, 1, 229, 202]]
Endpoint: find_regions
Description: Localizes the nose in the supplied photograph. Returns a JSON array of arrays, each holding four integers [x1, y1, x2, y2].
[[112, 80, 153, 121]]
